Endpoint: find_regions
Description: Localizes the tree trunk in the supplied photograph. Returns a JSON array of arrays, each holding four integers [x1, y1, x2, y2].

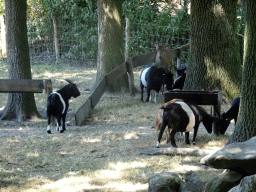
[[95, 0, 129, 92], [185, 0, 242, 101], [0, 0, 40, 121], [227, 0, 256, 144]]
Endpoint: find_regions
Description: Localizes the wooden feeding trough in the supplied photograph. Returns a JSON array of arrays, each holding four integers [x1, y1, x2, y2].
[[164, 90, 222, 134]]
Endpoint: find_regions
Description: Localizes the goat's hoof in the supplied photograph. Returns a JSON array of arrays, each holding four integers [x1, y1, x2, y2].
[[47, 130, 51, 134], [192, 141, 196, 145], [60, 130, 64, 133]]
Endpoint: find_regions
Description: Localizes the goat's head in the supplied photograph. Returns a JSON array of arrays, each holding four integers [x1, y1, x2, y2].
[[215, 111, 230, 134], [163, 71, 174, 91], [65, 79, 80, 98], [175, 65, 186, 77], [202, 115, 213, 134]]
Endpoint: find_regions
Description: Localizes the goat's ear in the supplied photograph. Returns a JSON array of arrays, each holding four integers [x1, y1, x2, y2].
[[65, 79, 74, 84]]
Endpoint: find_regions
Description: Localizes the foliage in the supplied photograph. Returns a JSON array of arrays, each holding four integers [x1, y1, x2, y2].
[[123, 0, 190, 56], [27, 0, 98, 61]]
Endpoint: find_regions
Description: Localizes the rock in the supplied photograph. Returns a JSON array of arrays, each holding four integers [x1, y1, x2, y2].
[[148, 171, 184, 192], [205, 169, 243, 192], [201, 136, 256, 175], [229, 174, 256, 192], [179, 171, 206, 192]]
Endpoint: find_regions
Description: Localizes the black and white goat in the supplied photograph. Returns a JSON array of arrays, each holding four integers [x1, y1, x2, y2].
[[154, 99, 184, 143], [216, 97, 240, 134], [140, 64, 173, 103], [173, 66, 186, 90], [47, 79, 80, 134], [156, 100, 213, 148]]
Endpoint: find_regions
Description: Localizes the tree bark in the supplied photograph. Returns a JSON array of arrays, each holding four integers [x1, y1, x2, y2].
[[227, 0, 256, 144], [185, 0, 242, 101], [0, 0, 40, 121], [95, 0, 129, 92]]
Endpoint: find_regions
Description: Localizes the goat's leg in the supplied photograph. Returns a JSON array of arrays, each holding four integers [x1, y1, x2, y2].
[[156, 118, 168, 148], [60, 114, 66, 133], [170, 129, 178, 147], [192, 124, 199, 145], [185, 131, 190, 145], [140, 82, 144, 101], [56, 116, 61, 132], [47, 115, 51, 134], [146, 88, 150, 102], [166, 126, 171, 143]]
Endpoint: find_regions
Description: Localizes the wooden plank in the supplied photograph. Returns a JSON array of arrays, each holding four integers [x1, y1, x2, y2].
[[140, 147, 216, 157], [75, 98, 93, 126], [105, 62, 127, 86], [164, 90, 221, 106], [90, 77, 108, 109], [132, 51, 157, 68], [0, 79, 44, 93]]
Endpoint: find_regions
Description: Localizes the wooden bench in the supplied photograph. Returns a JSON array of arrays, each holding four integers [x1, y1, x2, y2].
[[164, 90, 222, 134], [0, 79, 52, 97]]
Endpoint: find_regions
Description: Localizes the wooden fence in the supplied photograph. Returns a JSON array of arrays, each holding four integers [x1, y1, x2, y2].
[[75, 44, 189, 126]]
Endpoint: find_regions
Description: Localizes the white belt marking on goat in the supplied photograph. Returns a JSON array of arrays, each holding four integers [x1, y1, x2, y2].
[[175, 101, 195, 132], [141, 67, 151, 87], [50, 92, 66, 114]]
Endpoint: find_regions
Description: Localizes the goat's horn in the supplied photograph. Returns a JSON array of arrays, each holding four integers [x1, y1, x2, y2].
[[65, 79, 74, 84]]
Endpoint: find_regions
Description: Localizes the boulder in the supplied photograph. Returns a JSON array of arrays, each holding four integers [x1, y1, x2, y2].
[[179, 171, 206, 192], [148, 171, 184, 192], [205, 169, 243, 192], [201, 136, 256, 175], [229, 174, 256, 192]]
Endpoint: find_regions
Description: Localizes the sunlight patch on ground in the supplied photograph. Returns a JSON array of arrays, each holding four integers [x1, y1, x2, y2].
[[106, 182, 148, 191], [42, 176, 148, 192], [175, 164, 202, 172], [124, 132, 140, 140]]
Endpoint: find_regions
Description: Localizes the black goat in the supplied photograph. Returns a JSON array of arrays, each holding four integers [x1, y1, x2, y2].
[[156, 100, 213, 148], [140, 64, 173, 103], [47, 79, 80, 134], [216, 97, 240, 134], [173, 66, 186, 90]]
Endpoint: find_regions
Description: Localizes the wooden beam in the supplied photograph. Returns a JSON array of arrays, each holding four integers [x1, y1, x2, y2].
[[0, 79, 44, 93], [132, 51, 157, 68], [140, 147, 216, 157]]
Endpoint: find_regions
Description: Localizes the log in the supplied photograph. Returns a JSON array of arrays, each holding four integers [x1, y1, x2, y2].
[[140, 147, 217, 157]]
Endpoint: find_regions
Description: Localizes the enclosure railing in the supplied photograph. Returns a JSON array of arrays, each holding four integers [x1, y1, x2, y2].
[[75, 44, 189, 126]]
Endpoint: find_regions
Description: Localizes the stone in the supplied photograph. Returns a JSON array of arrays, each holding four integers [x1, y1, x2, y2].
[[229, 174, 256, 192], [179, 171, 206, 192], [205, 169, 243, 192], [148, 171, 184, 192], [201, 136, 256, 175]]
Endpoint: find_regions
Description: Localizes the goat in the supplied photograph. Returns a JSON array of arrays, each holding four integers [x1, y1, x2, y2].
[[47, 79, 80, 134], [173, 66, 186, 90], [154, 99, 184, 143], [156, 100, 213, 148], [216, 97, 240, 134], [155, 44, 175, 72], [140, 64, 173, 103]]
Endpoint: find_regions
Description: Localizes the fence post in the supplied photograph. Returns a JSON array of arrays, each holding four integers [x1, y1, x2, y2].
[[125, 18, 130, 60], [53, 16, 60, 62], [177, 48, 182, 69], [126, 59, 135, 96]]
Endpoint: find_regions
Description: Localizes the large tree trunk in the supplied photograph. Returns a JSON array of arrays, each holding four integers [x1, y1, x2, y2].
[[0, 0, 40, 121], [95, 0, 129, 92], [185, 0, 242, 101], [227, 0, 256, 144]]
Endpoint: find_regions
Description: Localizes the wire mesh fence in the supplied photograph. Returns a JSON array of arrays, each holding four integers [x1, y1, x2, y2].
[[0, 1, 190, 67]]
